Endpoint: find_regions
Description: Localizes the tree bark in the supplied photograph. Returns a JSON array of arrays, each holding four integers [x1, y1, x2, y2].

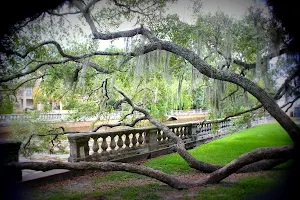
[[205, 145, 293, 184], [9, 145, 293, 189], [158, 41, 300, 145]]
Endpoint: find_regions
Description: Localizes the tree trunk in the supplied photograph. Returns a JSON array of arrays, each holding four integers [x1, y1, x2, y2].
[[244, 89, 251, 128], [10, 145, 293, 189], [205, 145, 293, 184], [160, 41, 300, 145]]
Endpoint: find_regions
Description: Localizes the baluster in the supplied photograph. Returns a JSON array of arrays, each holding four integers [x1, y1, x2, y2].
[[186, 127, 189, 138], [177, 127, 181, 138], [117, 135, 124, 151], [101, 136, 108, 154], [203, 124, 206, 134], [162, 131, 167, 143], [157, 130, 162, 143], [110, 135, 116, 153], [183, 127, 188, 139], [124, 134, 130, 150], [182, 127, 186, 139], [175, 128, 180, 137], [132, 133, 137, 149], [138, 132, 144, 145], [92, 137, 99, 154]]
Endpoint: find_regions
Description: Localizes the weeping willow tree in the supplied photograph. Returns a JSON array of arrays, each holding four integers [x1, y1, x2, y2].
[[190, 8, 283, 119]]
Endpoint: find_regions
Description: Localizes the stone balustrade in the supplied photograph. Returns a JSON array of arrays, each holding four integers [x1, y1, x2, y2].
[[0, 111, 139, 124], [67, 120, 232, 163]]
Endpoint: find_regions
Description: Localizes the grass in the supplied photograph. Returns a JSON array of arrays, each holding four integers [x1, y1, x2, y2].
[[26, 122, 294, 200], [93, 171, 146, 183], [194, 172, 282, 200], [144, 122, 293, 173], [29, 172, 283, 200]]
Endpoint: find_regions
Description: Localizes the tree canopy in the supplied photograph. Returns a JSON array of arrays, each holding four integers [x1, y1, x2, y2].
[[1, 0, 299, 192]]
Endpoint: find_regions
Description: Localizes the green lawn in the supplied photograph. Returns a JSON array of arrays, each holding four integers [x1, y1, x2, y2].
[[144, 122, 293, 173], [27, 122, 294, 200]]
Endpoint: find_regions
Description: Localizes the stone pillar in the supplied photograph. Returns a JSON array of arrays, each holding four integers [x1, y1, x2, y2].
[[67, 136, 90, 162], [190, 124, 199, 147], [191, 124, 198, 135], [22, 89, 26, 111], [0, 140, 22, 181], [59, 101, 63, 111], [146, 129, 159, 151]]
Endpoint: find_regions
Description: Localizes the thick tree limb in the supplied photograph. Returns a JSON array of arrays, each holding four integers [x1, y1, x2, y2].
[[47, 10, 81, 16], [92, 116, 147, 132], [79, 60, 112, 74], [9, 145, 293, 189], [274, 66, 300, 100], [144, 40, 300, 143], [0, 73, 47, 93], [221, 85, 239, 101], [113, 86, 224, 172], [72, 0, 159, 42], [205, 145, 293, 184], [232, 48, 289, 70], [112, 0, 151, 16], [237, 158, 289, 173], [281, 95, 300, 112], [0, 59, 72, 83], [21, 126, 67, 155], [233, 60, 256, 70], [4, 40, 134, 59], [10, 160, 202, 189]]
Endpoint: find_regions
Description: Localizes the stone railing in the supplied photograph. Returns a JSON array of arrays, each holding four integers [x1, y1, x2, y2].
[[0, 113, 69, 123], [66, 120, 232, 163], [0, 111, 140, 125], [170, 109, 208, 115]]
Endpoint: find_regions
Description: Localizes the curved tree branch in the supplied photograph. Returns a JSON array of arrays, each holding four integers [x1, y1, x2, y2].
[[92, 116, 148, 132], [281, 95, 300, 112], [4, 40, 134, 59], [141, 40, 300, 143], [9, 145, 293, 189], [221, 85, 239, 101], [274, 65, 300, 100], [232, 48, 289, 70], [205, 145, 293, 184], [0, 59, 72, 83], [47, 10, 81, 16]]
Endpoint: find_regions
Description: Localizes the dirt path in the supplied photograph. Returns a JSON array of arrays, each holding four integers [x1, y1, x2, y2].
[[22, 166, 273, 200]]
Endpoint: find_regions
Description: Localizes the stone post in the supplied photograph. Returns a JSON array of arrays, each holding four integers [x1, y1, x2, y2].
[[0, 140, 22, 181], [146, 129, 159, 151], [67, 136, 90, 162]]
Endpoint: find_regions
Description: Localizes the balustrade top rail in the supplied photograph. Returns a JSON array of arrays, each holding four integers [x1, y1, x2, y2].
[[66, 121, 200, 139], [0, 109, 208, 125], [0, 111, 133, 123]]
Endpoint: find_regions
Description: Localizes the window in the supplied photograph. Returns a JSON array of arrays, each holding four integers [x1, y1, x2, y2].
[[26, 87, 33, 96]]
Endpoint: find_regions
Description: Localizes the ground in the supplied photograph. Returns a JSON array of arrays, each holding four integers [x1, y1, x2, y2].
[[18, 121, 296, 199], [21, 162, 284, 200]]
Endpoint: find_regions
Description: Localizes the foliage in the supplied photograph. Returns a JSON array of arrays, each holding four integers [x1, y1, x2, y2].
[[0, 96, 14, 114], [9, 111, 68, 156], [0, 0, 291, 121]]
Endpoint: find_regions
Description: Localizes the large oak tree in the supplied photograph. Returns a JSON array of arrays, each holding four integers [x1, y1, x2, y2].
[[1, 0, 299, 190]]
